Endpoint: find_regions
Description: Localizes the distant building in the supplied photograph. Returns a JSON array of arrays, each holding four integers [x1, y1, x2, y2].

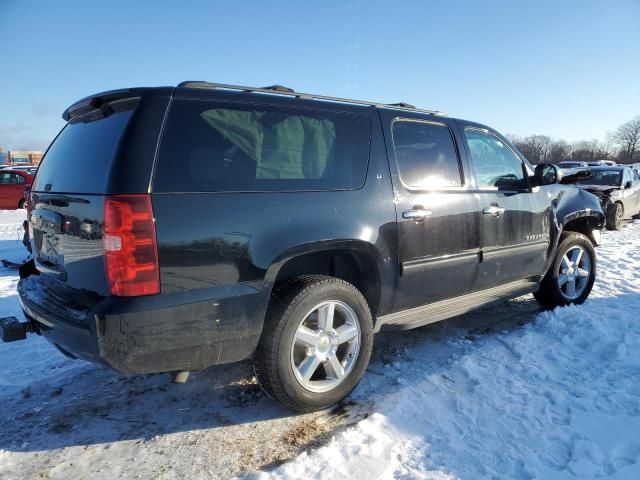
[[4, 150, 43, 166]]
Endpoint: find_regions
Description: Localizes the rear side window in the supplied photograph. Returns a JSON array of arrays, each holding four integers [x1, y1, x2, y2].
[[33, 103, 136, 193], [153, 100, 371, 192], [391, 121, 462, 189], [0, 173, 25, 184]]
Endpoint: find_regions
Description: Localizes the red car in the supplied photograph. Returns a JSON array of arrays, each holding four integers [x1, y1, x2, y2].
[[0, 170, 33, 209]]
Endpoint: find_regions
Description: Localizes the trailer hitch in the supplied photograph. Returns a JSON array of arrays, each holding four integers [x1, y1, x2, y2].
[[0, 316, 37, 342]]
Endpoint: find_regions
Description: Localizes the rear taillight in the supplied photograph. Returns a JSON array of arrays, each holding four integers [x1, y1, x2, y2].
[[103, 194, 160, 296]]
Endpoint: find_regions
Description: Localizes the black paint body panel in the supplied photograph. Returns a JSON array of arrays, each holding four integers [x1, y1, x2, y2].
[[16, 85, 604, 375]]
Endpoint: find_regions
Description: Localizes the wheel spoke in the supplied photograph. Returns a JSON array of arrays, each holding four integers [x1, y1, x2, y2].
[[577, 268, 590, 278], [561, 255, 571, 270], [325, 353, 345, 380], [294, 325, 319, 347], [558, 273, 570, 286], [565, 279, 576, 297], [335, 324, 358, 344], [571, 248, 583, 265], [317, 303, 335, 331], [298, 354, 321, 382]]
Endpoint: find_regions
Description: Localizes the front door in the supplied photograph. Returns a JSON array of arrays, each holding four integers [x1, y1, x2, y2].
[[381, 113, 481, 311], [622, 168, 640, 217], [458, 125, 550, 290]]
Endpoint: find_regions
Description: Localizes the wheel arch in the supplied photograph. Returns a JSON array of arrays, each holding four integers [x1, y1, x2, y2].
[[561, 212, 604, 246], [262, 240, 388, 320]]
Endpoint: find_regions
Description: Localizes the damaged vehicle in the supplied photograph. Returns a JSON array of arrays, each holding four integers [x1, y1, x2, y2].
[[1, 82, 605, 412], [575, 166, 640, 230]]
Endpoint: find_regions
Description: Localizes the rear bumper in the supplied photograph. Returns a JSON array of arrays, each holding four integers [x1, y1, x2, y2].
[[18, 274, 265, 375]]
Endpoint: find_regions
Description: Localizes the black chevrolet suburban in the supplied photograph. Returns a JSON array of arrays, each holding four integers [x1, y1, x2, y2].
[[6, 82, 604, 411]]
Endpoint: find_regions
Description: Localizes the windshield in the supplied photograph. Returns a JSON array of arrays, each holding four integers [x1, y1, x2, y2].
[[577, 170, 622, 187]]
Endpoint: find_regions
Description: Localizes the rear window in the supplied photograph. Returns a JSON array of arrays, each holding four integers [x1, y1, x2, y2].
[[153, 100, 371, 192], [33, 103, 136, 193]]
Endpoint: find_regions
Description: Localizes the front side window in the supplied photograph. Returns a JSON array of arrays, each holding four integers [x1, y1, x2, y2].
[[391, 121, 462, 189], [154, 100, 371, 192], [464, 129, 526, 189], [0, 173, 24, 184]]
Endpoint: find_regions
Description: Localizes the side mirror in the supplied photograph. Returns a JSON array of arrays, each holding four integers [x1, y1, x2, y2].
[[531, 164, 561, 187], [625, 181, 633, 189]]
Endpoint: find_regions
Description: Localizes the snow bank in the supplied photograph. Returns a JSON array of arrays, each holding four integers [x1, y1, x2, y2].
[[1, 210, 639, 479], [259, 222, 640, 479]]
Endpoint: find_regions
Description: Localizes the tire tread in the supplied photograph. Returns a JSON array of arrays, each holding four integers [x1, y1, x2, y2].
[[254, 275, 371, 412]]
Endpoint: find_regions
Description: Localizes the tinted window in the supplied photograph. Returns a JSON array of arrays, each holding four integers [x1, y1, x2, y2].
[[0, 173, 24, 184], [577, 170, 622, 187], [464, 129, 526, 189], [33, 103, 136, 193], [154, 100, 371, 192], [391, 121, 461, 189]]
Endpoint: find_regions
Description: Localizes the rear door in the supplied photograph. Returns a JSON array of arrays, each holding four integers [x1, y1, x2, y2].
[[458, 124, 550, 290], [380, 111, 481, 310], [29, 99, 140, 296], [6, 172, 27, 208]]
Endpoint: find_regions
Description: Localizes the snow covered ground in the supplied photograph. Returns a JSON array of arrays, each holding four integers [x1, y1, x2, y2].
[[1, 209, 639, 479]]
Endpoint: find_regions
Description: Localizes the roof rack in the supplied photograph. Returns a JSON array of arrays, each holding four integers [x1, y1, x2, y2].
[[177, 81, 446, 116]]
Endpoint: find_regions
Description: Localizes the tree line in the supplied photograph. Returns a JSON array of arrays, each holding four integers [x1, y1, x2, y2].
[[507, 115, 640, 165]]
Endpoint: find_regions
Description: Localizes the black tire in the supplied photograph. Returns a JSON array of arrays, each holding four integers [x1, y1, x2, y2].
[[534, 232, 596, 309], [254, 275, 373, 412], [605, 202, 623, 230], [18, 198, 26, 209]]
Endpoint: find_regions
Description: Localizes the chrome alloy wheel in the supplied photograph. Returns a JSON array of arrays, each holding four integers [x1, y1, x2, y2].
[[290, 300, 361, 393], [558, 245, 591, 300]]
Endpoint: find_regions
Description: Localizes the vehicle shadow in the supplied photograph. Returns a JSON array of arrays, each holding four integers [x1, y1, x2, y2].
[[0, 238, 30, 278], [0, 294, 558, 454]]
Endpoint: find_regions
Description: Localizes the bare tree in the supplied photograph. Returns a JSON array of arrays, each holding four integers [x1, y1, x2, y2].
[[513, 135, 552, 164], [571, 138, 610, 162], [549, 140, 571, 163], [612, 116, 640, 163]]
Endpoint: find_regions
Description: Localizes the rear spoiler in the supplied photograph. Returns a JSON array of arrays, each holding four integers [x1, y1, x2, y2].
[[62, 89, 140, 121]]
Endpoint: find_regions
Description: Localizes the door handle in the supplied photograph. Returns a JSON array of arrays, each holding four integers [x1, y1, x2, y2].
[[402, 209, 432, 221], [483, 205, 506, 217]]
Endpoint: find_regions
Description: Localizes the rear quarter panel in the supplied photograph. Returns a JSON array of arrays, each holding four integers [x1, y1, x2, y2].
[[151, 105, 397, 350]]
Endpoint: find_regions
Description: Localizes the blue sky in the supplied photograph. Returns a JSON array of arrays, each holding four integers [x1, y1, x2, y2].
[[1, 0, 638, 151]]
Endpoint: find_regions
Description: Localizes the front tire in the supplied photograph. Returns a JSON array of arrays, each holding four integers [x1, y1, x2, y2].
[[606, 202, 623, 230], [534, 232, 596, 308], [254, 275, 373, 412]]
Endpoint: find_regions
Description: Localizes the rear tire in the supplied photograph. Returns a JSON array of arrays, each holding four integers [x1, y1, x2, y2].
[[534, 232, 596, 308], [605, 202, 623, 230], [254, 275, 373, 412], [18, 198, 26, 209]]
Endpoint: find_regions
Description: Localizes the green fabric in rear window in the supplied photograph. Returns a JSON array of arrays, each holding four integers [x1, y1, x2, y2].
[[153, 99, 371, 193]]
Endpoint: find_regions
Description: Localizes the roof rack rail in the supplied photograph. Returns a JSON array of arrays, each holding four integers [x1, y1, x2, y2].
[[177, 81, 446, 116], [387, 102, 416, 109]]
